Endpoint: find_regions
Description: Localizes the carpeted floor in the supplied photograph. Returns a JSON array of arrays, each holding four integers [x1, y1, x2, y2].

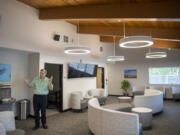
[[16, 96, 180, 135]]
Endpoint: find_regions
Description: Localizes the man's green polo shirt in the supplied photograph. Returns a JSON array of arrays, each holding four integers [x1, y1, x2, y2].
[[31, 76, 50, 95]]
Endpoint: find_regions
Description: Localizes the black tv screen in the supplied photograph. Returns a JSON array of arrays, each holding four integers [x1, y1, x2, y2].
[[68, 62, 98, 78]]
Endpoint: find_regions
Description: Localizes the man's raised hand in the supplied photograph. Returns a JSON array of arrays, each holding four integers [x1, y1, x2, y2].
[[49, 76, 53, 83]]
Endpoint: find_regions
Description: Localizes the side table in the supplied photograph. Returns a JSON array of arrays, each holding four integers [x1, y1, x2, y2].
[[131, 107, 152, 129]]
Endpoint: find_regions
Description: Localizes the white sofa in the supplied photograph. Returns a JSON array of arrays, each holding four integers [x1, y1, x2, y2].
[[88, 98, 142, 135], [70, 91, 88, 110], [0, 111, 25, 135], [134, 89, 163, 114], [131, 86, 145, 96], [87, 88, 105, 97], [87, 88, 107, 105]]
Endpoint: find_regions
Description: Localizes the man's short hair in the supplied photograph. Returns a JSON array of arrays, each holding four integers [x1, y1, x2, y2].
[[40, 69, 47, 73]]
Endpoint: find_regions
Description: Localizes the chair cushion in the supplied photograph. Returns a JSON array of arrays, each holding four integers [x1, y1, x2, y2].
[[0, 111, 16, 131], [0, 122, 6, 135], [7, 129, 25, 135]]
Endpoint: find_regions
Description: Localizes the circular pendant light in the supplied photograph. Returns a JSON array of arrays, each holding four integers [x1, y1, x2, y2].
[[64, 20, 91, 55], [119, 21, 153, 48], [64, 46, 91, 54], [107, 36, 125, 62], [107, 56, 125, 62], [119, 36, 154, 48], [145, 52, 167, 58]]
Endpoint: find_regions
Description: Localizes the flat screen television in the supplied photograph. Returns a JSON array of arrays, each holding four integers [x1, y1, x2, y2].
[[68, 62, 98, 78]]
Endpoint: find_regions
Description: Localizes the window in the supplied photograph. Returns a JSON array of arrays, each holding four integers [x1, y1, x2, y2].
[[149, 67, 180, 84]]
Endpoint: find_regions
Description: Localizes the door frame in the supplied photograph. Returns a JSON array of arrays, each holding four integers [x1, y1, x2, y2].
[[44, 63, 63, 112], [97, 67, 105, 88]]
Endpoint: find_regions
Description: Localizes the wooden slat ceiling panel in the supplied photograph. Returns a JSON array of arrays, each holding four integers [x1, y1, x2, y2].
[[66, 19, 180, 29], [17, 0, 180, 49], [18, 0, 178, 8]]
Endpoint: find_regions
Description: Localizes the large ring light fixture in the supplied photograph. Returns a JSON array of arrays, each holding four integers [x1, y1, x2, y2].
[[145, 52, 167, 58], [119, 36, 154, 48], [64, 46, 91, 54]]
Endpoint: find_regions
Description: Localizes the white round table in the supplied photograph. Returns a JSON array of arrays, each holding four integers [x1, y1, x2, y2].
[[131, 107, 152, 129], [117, 96, 132, 103]]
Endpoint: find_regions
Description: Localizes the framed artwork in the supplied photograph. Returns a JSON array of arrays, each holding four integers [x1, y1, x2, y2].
[[124, 69, 137, 78], [63, 35, 69, 43], [0, 64, 11, 83]]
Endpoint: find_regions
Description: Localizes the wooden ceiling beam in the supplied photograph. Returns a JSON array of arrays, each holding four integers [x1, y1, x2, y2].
[[79, 26, 180, 40], [39, 2, 180, 20], [100, 36, 180, 49]]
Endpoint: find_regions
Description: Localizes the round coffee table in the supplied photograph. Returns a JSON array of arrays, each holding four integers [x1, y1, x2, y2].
[[131, 107, 152, 129], [117, 96, 132, 103]]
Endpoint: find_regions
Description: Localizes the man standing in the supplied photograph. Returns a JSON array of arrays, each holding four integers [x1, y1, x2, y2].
[[24, 69, 53, 130]]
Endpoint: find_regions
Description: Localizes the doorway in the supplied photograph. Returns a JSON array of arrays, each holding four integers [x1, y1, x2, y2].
[[97, 67, 105, 88], [45, 63, 63, 112]]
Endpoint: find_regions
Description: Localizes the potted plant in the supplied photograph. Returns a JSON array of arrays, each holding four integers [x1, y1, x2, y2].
[[121, 80, 130, 96]]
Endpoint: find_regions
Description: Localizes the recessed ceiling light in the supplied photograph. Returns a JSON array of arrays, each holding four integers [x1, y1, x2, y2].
[[119, 36, 154, 48]]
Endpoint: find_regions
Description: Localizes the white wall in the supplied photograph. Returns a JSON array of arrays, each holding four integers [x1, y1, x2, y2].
[[28, 53, 40, 114], [108, 48, 180, 95], [0, 0, 110, 112], [0, 0, 111, 61], [40, 53, 107, 110], [0, 47, 29, 100]]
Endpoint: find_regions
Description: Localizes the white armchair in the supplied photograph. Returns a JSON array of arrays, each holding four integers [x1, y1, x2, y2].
[[172, 87, 180, 100], [87, 89, 107, 105], [150, 86, 165, 96], [71, 91, 88, 111], [164, 87, 173, 99], [0, 111, 25, 135], [131, 86, 144, 96]]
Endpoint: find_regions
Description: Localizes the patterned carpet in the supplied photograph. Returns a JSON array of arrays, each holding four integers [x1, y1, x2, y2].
[[16, 96, 180, 135]]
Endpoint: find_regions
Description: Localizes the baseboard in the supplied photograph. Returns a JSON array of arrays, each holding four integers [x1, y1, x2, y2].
[[108, 94, 124, 97]]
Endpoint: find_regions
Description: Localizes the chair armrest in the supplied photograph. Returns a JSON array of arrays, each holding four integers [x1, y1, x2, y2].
[[0, 122, 6, 135]]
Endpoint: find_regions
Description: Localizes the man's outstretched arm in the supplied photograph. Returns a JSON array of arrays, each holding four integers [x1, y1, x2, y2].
[[24, 79, 32, 88]]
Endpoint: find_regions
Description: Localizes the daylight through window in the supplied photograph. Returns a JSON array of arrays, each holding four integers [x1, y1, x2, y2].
[[149, 67, 180, 84]]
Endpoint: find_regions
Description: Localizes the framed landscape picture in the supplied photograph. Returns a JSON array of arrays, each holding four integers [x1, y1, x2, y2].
[[0, 64, 11, 84], [124, 69, 137, 78]]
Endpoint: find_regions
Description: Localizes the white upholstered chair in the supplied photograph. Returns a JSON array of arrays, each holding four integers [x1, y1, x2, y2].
[[71, 91, 88, 110], [0, 111, 25, 135], [87, 89, 107, 105], [172, 87, 180, 100], [164, 87, 173, 99], [131, 86, 145, 96]]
